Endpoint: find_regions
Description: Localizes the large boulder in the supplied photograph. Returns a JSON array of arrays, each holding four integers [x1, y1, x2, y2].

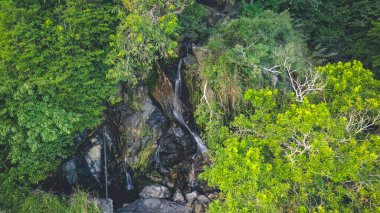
[[185, 191, 199, 203], [197, 195, 210, 204], [115, 198, 193, 213], [62, 159, 77, 185], [60, 136, 107, 189], [84, 138, 102, 183], [139, 184, 171, 199]]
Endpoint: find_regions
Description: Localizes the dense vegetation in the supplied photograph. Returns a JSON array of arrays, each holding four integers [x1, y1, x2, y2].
[[0, 0, 379, 212], [200, 62, 380, 212], [0, 0, 118, 210]]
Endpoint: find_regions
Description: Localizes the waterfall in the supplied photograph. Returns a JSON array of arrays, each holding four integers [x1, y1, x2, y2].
[[124, 159, 134, 191], [189, 153, 197, 188], [154, 145, 161, 169], [102, 126, 109, 198], [173, 49, 209, 157]]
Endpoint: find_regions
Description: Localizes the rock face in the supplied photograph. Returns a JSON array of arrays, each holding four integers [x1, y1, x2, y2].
[[59, 133, 112, 190], [139, 185, 171, 199], [54, 40, 218, 210], [115, 198, 193, 213], [56, 84, 201, 208], [112, 85, 169, 169], [151, 67, 177, 122]]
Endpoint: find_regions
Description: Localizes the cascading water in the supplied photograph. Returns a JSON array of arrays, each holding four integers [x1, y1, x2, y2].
[[188, 154, 197, 188], [102, 126, 109, 198], [154, 144, 161, 169], [173, 45, 209, 157], [124, 159, 134, 191]]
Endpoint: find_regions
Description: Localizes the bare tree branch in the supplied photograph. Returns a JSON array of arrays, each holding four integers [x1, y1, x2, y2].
[[283, 58, 325, 102], [342, 108, 380, 135]]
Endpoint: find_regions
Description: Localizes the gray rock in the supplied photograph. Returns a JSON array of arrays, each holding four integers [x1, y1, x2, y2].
[[185, 191, 199, 203], [140, 184, 171, 199], [173, 189, 185, 202], [163, 176, 175, 188], [62, 159, 77, 185], [115, 198, 193, 213], [208, 193, 219, 201], [197, 195, 210, 204], [89, 198, 113, 213], [84, 138, 102, 183]]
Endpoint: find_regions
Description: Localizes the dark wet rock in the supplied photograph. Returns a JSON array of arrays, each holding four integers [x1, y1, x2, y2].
[[158, 127, 196, 167], [173, 189, 186, 202], [89, 198, 113, 213], [197, 195, 210, 204], [114, 86, 169, 169], [115, 198, 193, 213], [139, 184, 171, 199], [60, 134, 108, 190], [151, 67, 177, 121]]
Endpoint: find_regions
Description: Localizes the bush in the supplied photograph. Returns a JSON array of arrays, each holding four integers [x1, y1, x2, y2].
[[19, 190, 101, 213]]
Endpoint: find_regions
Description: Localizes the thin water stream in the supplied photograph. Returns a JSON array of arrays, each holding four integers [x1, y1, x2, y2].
[[172, 48, 209, 157]]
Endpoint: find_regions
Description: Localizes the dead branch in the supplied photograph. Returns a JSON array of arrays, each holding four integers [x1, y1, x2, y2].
[[343, 108, 380, 135], [284, 58, 325, 102]]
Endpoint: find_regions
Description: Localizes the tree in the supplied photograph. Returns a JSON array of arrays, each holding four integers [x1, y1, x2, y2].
[[0, 0, 118, 210], [282, 0, 380, 73], [107, 0, 188, 84], [351, 20, 380, 77], [318, 61, 380, 136], [200, 62, 380, 212]]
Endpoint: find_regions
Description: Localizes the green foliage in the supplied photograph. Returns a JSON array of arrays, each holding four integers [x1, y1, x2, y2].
[[20, 193, 67, 213], [67, 190, 101, 213], [317, 61, 380, 137], [201, 85, 380, 212], [216, 0, 236, 6], [0, 0, 118, 210], [0, 169, 29, 211], [193, 10, 309, 128], [19, 190, 101, 213], [242, 0, 284, 16], [319, 61, 379, 113], [178, 3, 210, 42], [283, 0, 380, 72], [131, 141, 156, 172], [108, 0, 188, 83], [194, 101, 230, 150], [352, 20, 380, 77]]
